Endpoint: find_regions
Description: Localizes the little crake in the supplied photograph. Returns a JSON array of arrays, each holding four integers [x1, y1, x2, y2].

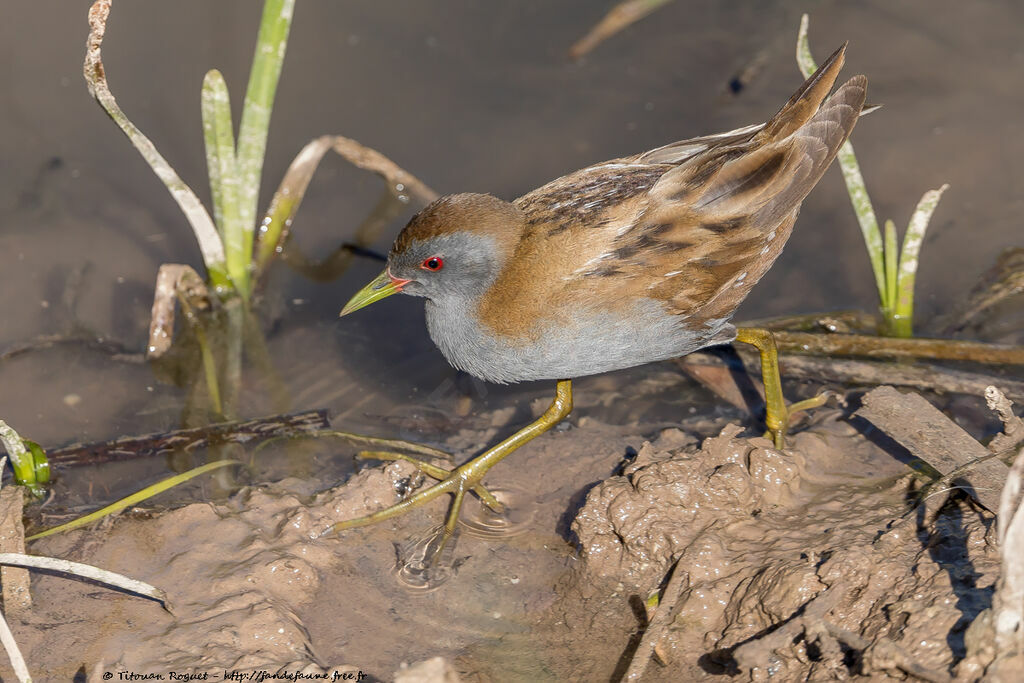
[[331, 44, 867, 555]]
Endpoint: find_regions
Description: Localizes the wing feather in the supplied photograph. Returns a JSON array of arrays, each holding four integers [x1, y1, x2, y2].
[[481, 55, 867, 339]]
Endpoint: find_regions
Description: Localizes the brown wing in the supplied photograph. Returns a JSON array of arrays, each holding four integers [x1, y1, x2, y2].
[[644, 71, 867, 324], [481, 46, 866, 339], [479, 161, 672, 339], [586, 47, 866, 326]]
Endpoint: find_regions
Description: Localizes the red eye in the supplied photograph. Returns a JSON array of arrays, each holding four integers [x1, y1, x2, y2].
[[421, 256, 444, 271]]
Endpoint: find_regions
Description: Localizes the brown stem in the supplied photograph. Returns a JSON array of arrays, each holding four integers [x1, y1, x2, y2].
[[278, 190, 404, 282], [254, 135, 438, 277], [677, 350, 1024, 401], [769, 331, 1024, 365]]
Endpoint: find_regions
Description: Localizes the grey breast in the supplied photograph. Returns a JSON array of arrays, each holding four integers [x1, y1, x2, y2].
[[424, 297, 736, 384]]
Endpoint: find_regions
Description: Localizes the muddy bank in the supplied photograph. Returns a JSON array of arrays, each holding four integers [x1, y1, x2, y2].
[[13, 416, 651, 680], [3, 390, 1019, 681], [566, 417, 1000, 681]]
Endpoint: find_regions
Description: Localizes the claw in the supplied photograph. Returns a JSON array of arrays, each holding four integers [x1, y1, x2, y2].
[[322, 380, 575, 561]]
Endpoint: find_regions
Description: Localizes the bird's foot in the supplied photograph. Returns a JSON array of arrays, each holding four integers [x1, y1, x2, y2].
[[763, 390, 836, 449], [393, 522, 463, 591], [320, 449, 506, 587], [322, 380, 574, 583], [322, 448, 503, 531], [736, 328, 839, 450], [364, 449, 504, 516]]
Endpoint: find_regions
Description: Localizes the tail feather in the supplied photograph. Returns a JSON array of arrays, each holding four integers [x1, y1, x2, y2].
[[757, 42, 847, 142], [693, 73, 867, 221]]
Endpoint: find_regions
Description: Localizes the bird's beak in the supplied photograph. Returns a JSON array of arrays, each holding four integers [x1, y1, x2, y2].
[[339, 269, 411, 317]]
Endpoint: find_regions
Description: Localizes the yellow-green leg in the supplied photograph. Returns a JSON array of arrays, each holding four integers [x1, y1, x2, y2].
[[352, 449, 505, 513], [323, 379, 574, 552], [735, 328, 828, 448]]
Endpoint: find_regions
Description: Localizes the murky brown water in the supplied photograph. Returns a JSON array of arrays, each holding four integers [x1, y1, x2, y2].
[[0, 0, 1022, 679]]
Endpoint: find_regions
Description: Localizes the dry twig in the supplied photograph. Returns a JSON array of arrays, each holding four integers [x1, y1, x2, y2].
[[255, 135, 438, 273], [0, 553, 168, 609], [676, 350, 1024, 408], [0, 606, 30, 683], [987, 386, 1024, 454], [622, 560, 690, 681], [147, 264, 211, 359], [569, 0, 674, 59], [771, 331, 1024, 366]]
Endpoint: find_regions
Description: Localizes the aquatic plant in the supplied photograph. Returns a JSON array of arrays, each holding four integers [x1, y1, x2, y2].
[[797, 15, 948, 338], [0, 422, 48, 498], [84, 0, 434, 418], [26, 460, 242, 541], [85, 0, 291, 300]]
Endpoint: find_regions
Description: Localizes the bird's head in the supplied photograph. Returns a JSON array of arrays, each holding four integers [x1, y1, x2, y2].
[[340, 193, 524, 315]]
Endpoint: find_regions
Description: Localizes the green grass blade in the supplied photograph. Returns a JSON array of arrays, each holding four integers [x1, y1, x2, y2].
[[836, 144, 885, 300], [795, 14, 818, 78], [221, 300, 245, 419], [797, 14, 886, 305], [201, 69, 245, 294], [25, 441, 50, 485], [26, 460, 243, 541], [893, 184, 949, 337], [884, 219, 898, 314], [201, 71, 229, 236], [85, 1, 228, 290], [195, 322, 223, 417], [235, 0, 296, 299]]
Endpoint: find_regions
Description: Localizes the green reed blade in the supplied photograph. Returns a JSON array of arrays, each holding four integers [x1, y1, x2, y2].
[[893, 185, 949, 337], [235, 0, 296, 299], [201, 70, 245, 293], [797, 14, 886, 307], [26, 460, 244, 541]]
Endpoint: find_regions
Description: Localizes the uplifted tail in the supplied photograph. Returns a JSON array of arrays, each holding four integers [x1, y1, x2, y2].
[[757, 43, 848, 142], [685, 62, 867, 223]]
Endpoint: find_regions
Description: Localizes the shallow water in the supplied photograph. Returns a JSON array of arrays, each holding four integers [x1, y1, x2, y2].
[[0, 0, 1022, 678], [3, 0, 1022, 449]]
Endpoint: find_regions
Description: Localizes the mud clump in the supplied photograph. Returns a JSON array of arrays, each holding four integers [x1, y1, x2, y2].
[[568, 417, 1001, 681], [573, 424, 803, 588]]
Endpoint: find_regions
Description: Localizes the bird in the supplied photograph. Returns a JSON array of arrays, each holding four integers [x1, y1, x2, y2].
[[328, 44, 867, 558]]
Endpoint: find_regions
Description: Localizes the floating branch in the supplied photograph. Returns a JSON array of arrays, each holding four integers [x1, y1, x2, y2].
[[44, 409, 330, 468]]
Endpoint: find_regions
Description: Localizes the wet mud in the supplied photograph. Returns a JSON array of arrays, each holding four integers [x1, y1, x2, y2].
[[6, 394, 1014, 682], [2, 2, 1023, 681]]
